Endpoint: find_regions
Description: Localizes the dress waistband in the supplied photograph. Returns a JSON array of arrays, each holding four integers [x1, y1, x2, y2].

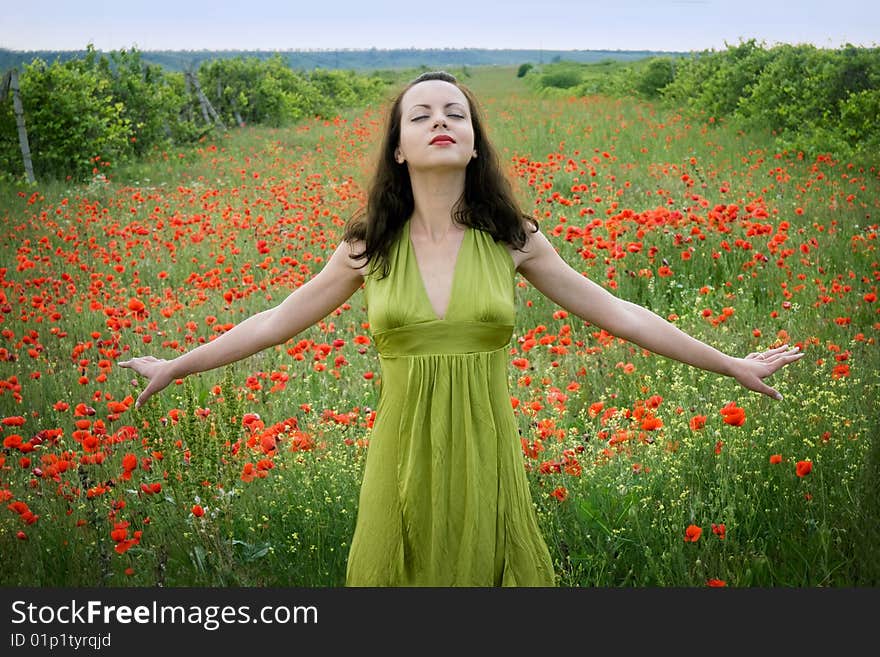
[[373, 320, 513, 357]]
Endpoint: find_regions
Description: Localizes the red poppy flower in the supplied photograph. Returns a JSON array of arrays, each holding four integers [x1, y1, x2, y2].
[[127, 298, 146, 316], [684, 524, 702, 542], [796, 460, 813, 477], [550, 486, 568, 502], [832, 364, 850, 379], [122, 453, 137, 472], [720, 402, 745, 427]]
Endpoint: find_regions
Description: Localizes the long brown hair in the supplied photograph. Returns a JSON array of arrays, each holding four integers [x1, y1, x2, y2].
[[342, 71, 538, 279]]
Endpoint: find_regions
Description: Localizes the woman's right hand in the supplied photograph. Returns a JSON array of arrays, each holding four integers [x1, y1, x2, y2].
[[118, 356, 177, 409]]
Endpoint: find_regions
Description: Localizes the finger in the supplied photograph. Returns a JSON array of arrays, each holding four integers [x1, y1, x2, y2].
[[135, 376, 168, 409], [751, 378, 782, 400], [134, 380, 155, 409], [758, 346, 797, 361], [774, 348, 804, 361], [764, 350, 806, 370], [764, 344, 798, 357], [120, 356, 159, 366], [135, 389, 150, 410], [120, 362, 146, 376]]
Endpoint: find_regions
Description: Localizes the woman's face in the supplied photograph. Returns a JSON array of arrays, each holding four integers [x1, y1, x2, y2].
[[396, 80, 476, 173]]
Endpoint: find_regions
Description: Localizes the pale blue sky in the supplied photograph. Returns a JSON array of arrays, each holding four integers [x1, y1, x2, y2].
[[5, 0, 878, 52]]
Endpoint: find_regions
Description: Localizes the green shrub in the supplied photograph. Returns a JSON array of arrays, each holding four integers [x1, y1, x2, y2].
[[0, 49, 132, 181], [836, 87, 880, 155], [98, 48, 186, 157], [0, 47, 389, 182], [636, 58, 675, 97], [660, 41, 880, 162], [662, 39, 772, 117], [540, 69, 582, 89]]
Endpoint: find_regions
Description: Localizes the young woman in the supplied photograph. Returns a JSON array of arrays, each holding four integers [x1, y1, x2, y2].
[[120, 71, 804, 587]]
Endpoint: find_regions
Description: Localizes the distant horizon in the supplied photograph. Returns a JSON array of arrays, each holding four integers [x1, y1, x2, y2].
[[1, 45, 698, 54]]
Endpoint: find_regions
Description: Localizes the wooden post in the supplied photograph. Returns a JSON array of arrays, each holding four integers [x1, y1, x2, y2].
[[188, 70, 211, 124], [229, 97, 245, 128], [183, 70, 194, 123], [1, 69, 36, 183], [217, 77, 244, 126], [186, 70, 226, 131]]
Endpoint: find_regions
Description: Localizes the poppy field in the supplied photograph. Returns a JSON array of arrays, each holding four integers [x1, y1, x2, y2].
[[1, 67, 877, 587]]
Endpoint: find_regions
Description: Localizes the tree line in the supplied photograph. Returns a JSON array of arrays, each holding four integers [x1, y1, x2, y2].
[[0, 47, 682, 75], [0, 46, 389, 183], [525, 41, 880, 164]]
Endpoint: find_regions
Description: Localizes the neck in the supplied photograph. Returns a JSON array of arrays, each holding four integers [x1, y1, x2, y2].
[[408, 168, 466, 240]]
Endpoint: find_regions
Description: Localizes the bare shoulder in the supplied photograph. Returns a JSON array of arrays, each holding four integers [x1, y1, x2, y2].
[[508, 219, 548, 273], [327, 238, 369, 281]]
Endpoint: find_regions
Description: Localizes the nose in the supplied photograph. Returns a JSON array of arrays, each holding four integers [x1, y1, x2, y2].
[[433, 115, 447, 128]]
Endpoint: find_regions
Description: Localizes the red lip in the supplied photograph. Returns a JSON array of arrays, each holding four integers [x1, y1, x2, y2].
[[430, 135, 456, 145]]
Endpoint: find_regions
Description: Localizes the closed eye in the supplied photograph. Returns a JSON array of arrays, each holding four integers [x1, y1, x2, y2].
[[410, 112, 467, 122]]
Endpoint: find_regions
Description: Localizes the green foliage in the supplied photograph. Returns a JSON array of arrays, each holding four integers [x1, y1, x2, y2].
[[97, 48, 187, 158], [0, 46, 389, 182], [197, 56, 388, 129], [662, 39, 772, 117], [635, 57, 676, 97], [733, 44, 880, 155], [528, 59, 678, 99], [0, 47, 133, 181], [540, 67, 582, 89], [838, 87, 880, 155], [517, 63, 534, 78], [1, 47, 685, 74], [534, 40, 880, 165], [162, 72, 208, 144], [658, 41, 880, 164], [735, 45, 831, 134], [307, 68, 387, 117], [0, 45, 197, 181]]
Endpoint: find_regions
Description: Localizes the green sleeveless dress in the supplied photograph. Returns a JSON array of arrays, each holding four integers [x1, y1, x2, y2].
[[345, 220, 556, 586]]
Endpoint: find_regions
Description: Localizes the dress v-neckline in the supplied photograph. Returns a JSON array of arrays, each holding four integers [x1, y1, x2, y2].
[[407, 220, 469, 321]]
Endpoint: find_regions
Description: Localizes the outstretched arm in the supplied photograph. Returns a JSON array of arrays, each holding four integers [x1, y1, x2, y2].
[[119, 240, 365, 408], [516, 227, 804, 400]]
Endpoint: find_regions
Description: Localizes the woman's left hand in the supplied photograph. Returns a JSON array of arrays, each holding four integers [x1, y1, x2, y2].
[[730, 344, 805, 400]]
